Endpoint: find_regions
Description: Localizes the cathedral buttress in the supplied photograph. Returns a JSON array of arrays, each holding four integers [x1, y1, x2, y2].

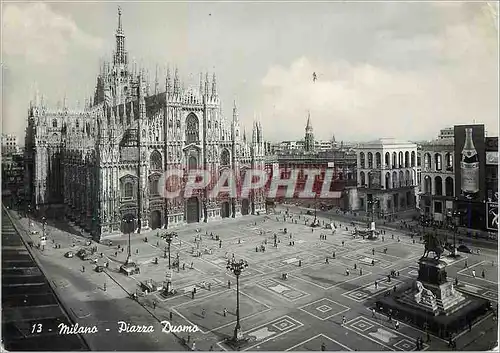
[[137, 74, 148, 231]]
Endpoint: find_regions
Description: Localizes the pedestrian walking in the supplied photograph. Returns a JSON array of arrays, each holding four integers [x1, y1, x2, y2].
[[374, 281, 378, 289], [103, 282, 107, 291], [223, 308, 227, 317], [191, 341, 196, 351], [169, 311, 173, 320], [472, 270, 476, 278], [346, 269, 350, 276], [228, 280, 231, 289], [482, 269, 485, 278], [359, 268, 363, 276], [372, 248, 375, 255], [153, 301, 157, 309], [342, 241, 345, 246], [395, 320, 399, 330], [354, 263, 357, 270], [332, 252, 336, 259], [321, 342, 326, 351], [325, 257, 329, 264], [201, 308, 206, 318], [209, 345, 214, 351], [372, 308, 376, 318], [82, 265, 85, 273], [342, 316, 347, 325]]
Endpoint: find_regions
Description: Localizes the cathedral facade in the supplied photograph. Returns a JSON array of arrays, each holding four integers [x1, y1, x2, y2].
[[24, 9, 266, 239]]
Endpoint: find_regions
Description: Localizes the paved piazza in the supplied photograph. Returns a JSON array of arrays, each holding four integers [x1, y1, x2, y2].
[[11, 205, 499, 351]]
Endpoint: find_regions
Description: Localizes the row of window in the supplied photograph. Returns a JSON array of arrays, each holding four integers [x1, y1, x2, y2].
[[359, 170, 416, 189], [422, 152, 453, 172], [359, 151, 416, 169], [422, 176, 454, 196], [149, 149, 231, 171], [360, 193, 414, 210]]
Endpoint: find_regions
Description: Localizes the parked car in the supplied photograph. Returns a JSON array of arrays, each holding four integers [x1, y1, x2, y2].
[[95, 265, 105, 273], [64, 251, 74, 258], [76, 249, 91, 260], [457, 244, 472, 253]]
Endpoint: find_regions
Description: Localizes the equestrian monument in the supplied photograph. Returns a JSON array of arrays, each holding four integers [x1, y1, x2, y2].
[[375, 232, 490, 338]]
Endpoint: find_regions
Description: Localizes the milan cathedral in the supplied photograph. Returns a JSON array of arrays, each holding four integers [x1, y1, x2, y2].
[[24, 8, 266, 239]]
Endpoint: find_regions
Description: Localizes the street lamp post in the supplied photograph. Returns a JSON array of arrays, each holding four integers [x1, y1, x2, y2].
[[313, 195, 318, 224], [162, 232, 178, 270], [122, 216, 135, 265], [27, 205, 32, 233], [226, 259, 249, 347], [367, 198, 379, 236], [451, 208, 461, 257]]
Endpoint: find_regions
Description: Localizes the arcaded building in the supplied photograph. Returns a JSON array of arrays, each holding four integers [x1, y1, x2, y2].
[[24, 9, 266, 239], [355, 139, 418, 219], [419, 137, 456, 222]]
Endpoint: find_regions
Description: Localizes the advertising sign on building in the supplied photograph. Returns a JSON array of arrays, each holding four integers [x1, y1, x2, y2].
[[454, 125, 485, 202], [486, 151, 498, 165], [486, 202, 498, 231]]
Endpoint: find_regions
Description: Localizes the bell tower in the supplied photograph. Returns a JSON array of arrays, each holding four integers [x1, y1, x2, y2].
[[304, 111, 315, 152]]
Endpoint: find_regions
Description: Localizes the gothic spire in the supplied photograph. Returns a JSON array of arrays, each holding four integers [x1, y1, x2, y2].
[[232, 100, 238, 121], [211, 72, 217, 97], [173, 67, 180, 95], [205, 72, 210, 97], [166, 65, 171, 93], [117, 6, 123, 33], [305, 110, 312, 132], [114, 6, 127, 65], [199, 72, 204, 95], [154, 65, 159, 95]]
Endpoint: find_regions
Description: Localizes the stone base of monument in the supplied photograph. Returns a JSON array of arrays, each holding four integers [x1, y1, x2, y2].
[[375, 257, 490, 338]]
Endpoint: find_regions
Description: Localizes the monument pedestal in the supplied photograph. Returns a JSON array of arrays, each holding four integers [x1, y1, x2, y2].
[[412, 258, 467, 315], [376, 257, 490, 338]]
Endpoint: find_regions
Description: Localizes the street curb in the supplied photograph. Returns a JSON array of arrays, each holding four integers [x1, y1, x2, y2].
[[2, 206, 91, 351]]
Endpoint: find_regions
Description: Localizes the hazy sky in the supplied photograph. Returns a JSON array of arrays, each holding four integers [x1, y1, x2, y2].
[[2, 1, 499, 143]]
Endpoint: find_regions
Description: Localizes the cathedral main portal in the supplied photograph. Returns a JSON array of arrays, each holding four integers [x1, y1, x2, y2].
[[150, 210, 162, 230], [241, 199, 250, 216], [221, 201, 230, 218], [186, 197, 200, 224]]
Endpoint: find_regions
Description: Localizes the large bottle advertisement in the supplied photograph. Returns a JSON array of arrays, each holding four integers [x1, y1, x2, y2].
[[454, 125, 485, 202]]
